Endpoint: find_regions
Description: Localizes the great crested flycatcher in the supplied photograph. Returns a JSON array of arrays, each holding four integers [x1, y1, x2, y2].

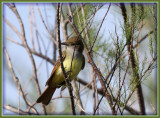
[[36, 36, 85, 105]]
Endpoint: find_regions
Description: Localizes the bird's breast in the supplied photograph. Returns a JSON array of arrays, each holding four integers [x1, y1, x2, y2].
[[51, 52, 83, 87]]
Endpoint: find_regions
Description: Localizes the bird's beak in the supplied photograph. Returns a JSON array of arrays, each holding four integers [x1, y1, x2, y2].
[[61, 42, 68, 45]]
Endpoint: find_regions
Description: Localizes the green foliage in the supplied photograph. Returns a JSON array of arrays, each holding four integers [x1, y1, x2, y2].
[[124, 4, 153, 44], [140, 52, 147, 76], [73, 4, 104, 48]]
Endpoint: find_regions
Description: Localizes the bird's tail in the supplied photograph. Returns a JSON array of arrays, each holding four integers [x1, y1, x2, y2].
[[37, 86, 56, 105]]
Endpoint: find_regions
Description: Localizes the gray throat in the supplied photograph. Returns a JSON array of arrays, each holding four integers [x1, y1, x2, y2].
[[66, 46, 83, 58]]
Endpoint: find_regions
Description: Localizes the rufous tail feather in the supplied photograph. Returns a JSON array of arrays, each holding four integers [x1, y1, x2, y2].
[[37, 86, 56, 105]]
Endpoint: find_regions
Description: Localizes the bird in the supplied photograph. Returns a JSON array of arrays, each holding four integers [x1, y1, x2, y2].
[[36, 36, 85, 105]]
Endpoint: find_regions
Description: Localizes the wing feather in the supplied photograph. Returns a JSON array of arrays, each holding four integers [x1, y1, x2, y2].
[[81, 55, 85, 70], [45, 51, 66, 86]]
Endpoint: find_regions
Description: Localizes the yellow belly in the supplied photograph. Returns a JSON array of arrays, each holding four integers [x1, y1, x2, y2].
[[51, 55, 83, 87]]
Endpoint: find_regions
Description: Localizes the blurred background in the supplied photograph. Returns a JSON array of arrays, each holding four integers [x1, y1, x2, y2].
[[3, 3, 157, 115]]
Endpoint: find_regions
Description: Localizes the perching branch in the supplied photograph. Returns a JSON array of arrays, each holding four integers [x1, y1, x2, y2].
[[67, 4, 85, 115], [56, 3, 76, 115]]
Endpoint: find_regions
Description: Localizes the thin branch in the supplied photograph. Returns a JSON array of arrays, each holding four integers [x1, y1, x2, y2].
[[3, 17, 23, 40], [52, 96, 72, 101], [4, 48, 38, 115], [79, 80, 93, 93], [77, 78, 140, 115], [80, 4, 90, 43], [121, 56, 157, 114], [72, 80, 85, 115], [134, 28, 157, 48], [94, 93, 105, 113], [91, 67, 96, 115], [52, 16, 57, 61], [120, 3, 145, 115], [80, 10, 97, 110], [4, 105, 37, 115], [115, 25, 122, 114], [5, 17, 55, 65], [6, 36, 23, 46], [141, 56, 157, 78], [6, 36, 55, 65], [36, 4, 58, 45], [68, 15, 115, 115], [67, 4, 85, 115], [121, 28, 157, 58], [7, 3, 46, 114], [89, 3, 111, 53], [26, 102, 37, 113], [57, 4, 76, 115], [114, 57, 130, 110], [32, 5, 41, 53], [28, 6, 35, 51], [60, 3, 68, 41]]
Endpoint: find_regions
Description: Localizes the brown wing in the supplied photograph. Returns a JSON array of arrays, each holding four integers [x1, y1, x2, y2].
[[81, 55, 85, 70], [45, 51, 66, 86]]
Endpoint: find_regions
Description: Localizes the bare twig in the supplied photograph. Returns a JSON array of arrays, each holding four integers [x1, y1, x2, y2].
[[76, 103, 90, 115], [5, 17, 56, 65], [68, 15, 115, 115], [94, 93, 105, 113], [67, 4, 85, 115], [72, 80, 85, 115], [60, 4, 68, 41], [4, 48, 38, 115], [4, 105, 37, 115], [57, 4, 76, 115], [32, 5, 41, 53], [6, 36, 55, 65], [95, 78, 99, 115], [77, 78, 140, 115], [91, 67, 96, 115], [28, 6, 35, 51], [6, 36, 23, 46], [7, 3, 46, 114], [3, 17, 23, 40], [53, 19, 57, 61], [36, 4, 58, 45], [89, 3, 111, 53], [79, 80, 93, 93], [26, 102, 37, 113], [52, 96, 72, 101], [114, 57, 130, 111]]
